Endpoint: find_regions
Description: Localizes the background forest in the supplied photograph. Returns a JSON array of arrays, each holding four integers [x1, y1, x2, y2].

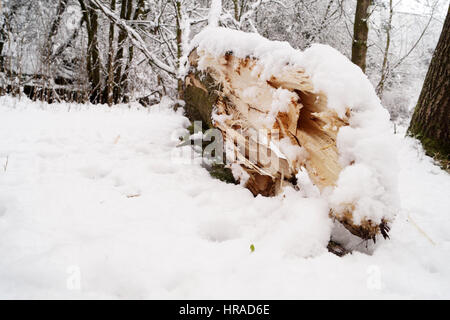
[[0, 0, 446, 124]]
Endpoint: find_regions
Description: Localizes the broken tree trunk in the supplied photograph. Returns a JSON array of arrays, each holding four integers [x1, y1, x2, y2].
[[184, 41, 390, 242]]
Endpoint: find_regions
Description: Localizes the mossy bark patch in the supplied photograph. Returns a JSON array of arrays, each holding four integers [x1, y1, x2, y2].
[[408, 7, 450, 170], [184, 71, 220, 129], [209, 164, 237, 184]]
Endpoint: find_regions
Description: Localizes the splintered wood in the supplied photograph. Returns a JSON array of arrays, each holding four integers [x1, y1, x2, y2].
[[184, 48, 388, 241]]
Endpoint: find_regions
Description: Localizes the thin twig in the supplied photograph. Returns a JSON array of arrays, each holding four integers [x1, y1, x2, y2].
[[390, 0, 439, 72], [408, 214, 436, 246]]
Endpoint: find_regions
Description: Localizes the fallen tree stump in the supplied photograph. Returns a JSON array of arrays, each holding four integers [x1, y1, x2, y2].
[[183, 28, 398, 242]]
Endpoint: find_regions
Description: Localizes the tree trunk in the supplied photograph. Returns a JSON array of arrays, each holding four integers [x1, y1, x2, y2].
[[106, 0, 116, 106], [88, 6, 102, 103], [0, 22, 6, 84], [408, 6, 450, 168], [45, 0, 69, 60], [184, 48, 390, 241], [351, 0, 371, 73], [113, 0, 133, 103], [120, 0, 147, 103], [119, 0, 134, 102], [79, 0, 102, 103], [376, 0, 392, 97], [175, 0, 183, 99], [0, 4, 17, 93]]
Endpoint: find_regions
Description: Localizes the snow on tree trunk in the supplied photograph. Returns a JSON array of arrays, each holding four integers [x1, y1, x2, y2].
[[184, 27, 399, 241]]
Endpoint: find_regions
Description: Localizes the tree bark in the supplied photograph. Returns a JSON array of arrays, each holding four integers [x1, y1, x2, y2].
[[408, 6, 450, 167], [351, 0, 371, 73]]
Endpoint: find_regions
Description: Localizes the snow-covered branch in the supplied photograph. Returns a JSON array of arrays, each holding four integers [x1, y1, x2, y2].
[[89, 0, 176, 76]]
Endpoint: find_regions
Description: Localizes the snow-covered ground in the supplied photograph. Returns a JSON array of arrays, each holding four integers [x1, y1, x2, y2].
[[0, 96, 449, 299]]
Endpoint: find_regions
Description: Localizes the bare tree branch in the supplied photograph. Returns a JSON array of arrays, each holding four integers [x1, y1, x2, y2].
[[89, 0, 176, 76]]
